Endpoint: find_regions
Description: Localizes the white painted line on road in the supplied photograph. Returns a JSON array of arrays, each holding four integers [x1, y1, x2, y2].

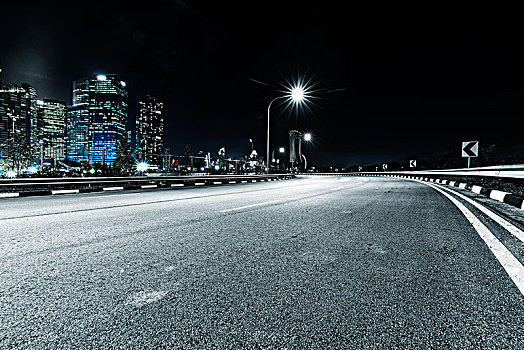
[[229, 181, 236, 184], [195, 183, 205, 186], [141, 185, 158, 189], [433, 183, 524, 244], [213, 181, 222, 185], [103, 186, 124, 191], [426, 182, 524, 296], [241, 180, 248, 183], [220, 199, 282, 213], [0, 192, 20, 198], [171, 184, 184, 187], [94, 193, 141, 199], [52, 189, 80, 195]]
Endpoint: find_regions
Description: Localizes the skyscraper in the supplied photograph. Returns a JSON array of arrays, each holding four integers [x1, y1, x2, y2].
[[67, 74, 128, 163], [136, 95, 164, 166], [0, 80, 38, 155], [36, 99, 67, 161]]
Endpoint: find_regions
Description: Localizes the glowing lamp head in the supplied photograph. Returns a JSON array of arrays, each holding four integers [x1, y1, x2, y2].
[[291, 87, 304, 102], [279, 147, 285, 153], [303, 133, 312, 141], [137, 162, 149, 172]]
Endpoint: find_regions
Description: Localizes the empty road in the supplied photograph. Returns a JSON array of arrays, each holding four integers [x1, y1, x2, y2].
[[1, 176, 524, 349]]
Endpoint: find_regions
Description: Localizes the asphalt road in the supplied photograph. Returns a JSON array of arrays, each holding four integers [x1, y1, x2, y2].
[[1, 176, 524, 349]]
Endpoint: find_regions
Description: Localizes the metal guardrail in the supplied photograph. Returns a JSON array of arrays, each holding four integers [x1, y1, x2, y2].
[[299, 164, 524, 180]]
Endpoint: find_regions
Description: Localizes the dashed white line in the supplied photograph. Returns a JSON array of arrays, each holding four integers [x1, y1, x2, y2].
[[219, 199, 282, 213]]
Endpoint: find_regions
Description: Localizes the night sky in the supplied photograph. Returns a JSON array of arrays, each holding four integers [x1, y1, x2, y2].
[[1, 1, 524, 167]]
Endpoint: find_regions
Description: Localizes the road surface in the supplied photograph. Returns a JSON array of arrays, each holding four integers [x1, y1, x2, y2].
[[1, 176, 524, 348]]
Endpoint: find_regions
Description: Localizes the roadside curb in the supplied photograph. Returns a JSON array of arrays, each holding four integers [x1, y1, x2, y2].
[[375, 174, 524, 210], [0, 175, 294, 199]]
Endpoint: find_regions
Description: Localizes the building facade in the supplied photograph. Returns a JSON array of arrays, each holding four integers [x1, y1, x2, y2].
[[67, 74, 128, 163], [136, 95, 164, 166], [0, 81, 38, 157], [36, 99, 67, 161]]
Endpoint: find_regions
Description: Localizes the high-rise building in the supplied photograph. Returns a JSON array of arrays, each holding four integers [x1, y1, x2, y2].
[[36, 99, 67, 161], [0, 80, 38, 155], [67, 74, 128, 163], [136, 95, 164, 166]]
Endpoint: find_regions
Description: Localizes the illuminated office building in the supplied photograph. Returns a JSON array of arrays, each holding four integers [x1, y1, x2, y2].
[[0, 78, 38, 157], [67, 74, 128, 163], [36, 99, 67, 160], [136, 95, 164, 166]]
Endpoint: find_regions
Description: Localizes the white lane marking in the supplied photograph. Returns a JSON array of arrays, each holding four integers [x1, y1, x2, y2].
[[219, 199, 282, 213], [213, 181, 222, 185], [432, 183, 524, 244], [171, 184, 184, 187], [426, 182, 524, 296], [229, 181, 236, 184], [93, 193, 141, 199], [126, 290, 168, 307], [195, 183, 205, 186]]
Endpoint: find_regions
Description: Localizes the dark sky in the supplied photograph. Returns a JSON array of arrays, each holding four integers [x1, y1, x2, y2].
[[1, 1, 524, 167]]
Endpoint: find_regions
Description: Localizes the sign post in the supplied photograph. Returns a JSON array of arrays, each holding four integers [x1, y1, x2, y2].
[[461, 141, 479, 168]]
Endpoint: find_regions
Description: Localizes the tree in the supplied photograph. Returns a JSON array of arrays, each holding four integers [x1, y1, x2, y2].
[[0, 133, 33, 174], [113, 138, 135, 174]]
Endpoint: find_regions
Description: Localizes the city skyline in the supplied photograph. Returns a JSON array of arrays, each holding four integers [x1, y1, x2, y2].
[[2, 1, 524, 167]]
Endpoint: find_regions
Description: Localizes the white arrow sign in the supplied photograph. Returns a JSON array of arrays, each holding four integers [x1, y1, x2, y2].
[[409, 160, 416, 168], [462, 141, 479, 158]]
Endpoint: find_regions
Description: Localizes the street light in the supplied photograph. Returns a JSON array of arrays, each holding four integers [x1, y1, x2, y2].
[[266, 85, 306, 173], [303, 133, 312, 142]]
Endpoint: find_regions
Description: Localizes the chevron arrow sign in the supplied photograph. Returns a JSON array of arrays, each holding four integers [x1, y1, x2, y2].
[[462, 141, 479, 157]]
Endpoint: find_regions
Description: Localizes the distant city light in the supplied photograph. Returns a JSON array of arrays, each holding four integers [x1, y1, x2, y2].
[[120, 81, 126, 87], [6, 170, 17, 178], [89, 168, 96, 174], [36, 99, 44, 105], [28, 166, 38, 174], [279, 147, 285, 153], [96, 74, 107, 81], [304, 133, 312, 141], [137, 162, 149, 172]]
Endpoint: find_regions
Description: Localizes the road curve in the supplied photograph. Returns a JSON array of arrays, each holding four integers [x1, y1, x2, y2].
[[1, 176, 523, 348]]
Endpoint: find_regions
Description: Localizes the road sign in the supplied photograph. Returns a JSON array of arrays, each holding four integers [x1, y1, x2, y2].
[[409, 160, 416, 168], [382, 163, 387, 170], [462, 141, 479, 158]]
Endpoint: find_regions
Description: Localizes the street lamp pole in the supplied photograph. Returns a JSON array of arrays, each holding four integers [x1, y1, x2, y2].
[[266, 96, 284, 174]]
